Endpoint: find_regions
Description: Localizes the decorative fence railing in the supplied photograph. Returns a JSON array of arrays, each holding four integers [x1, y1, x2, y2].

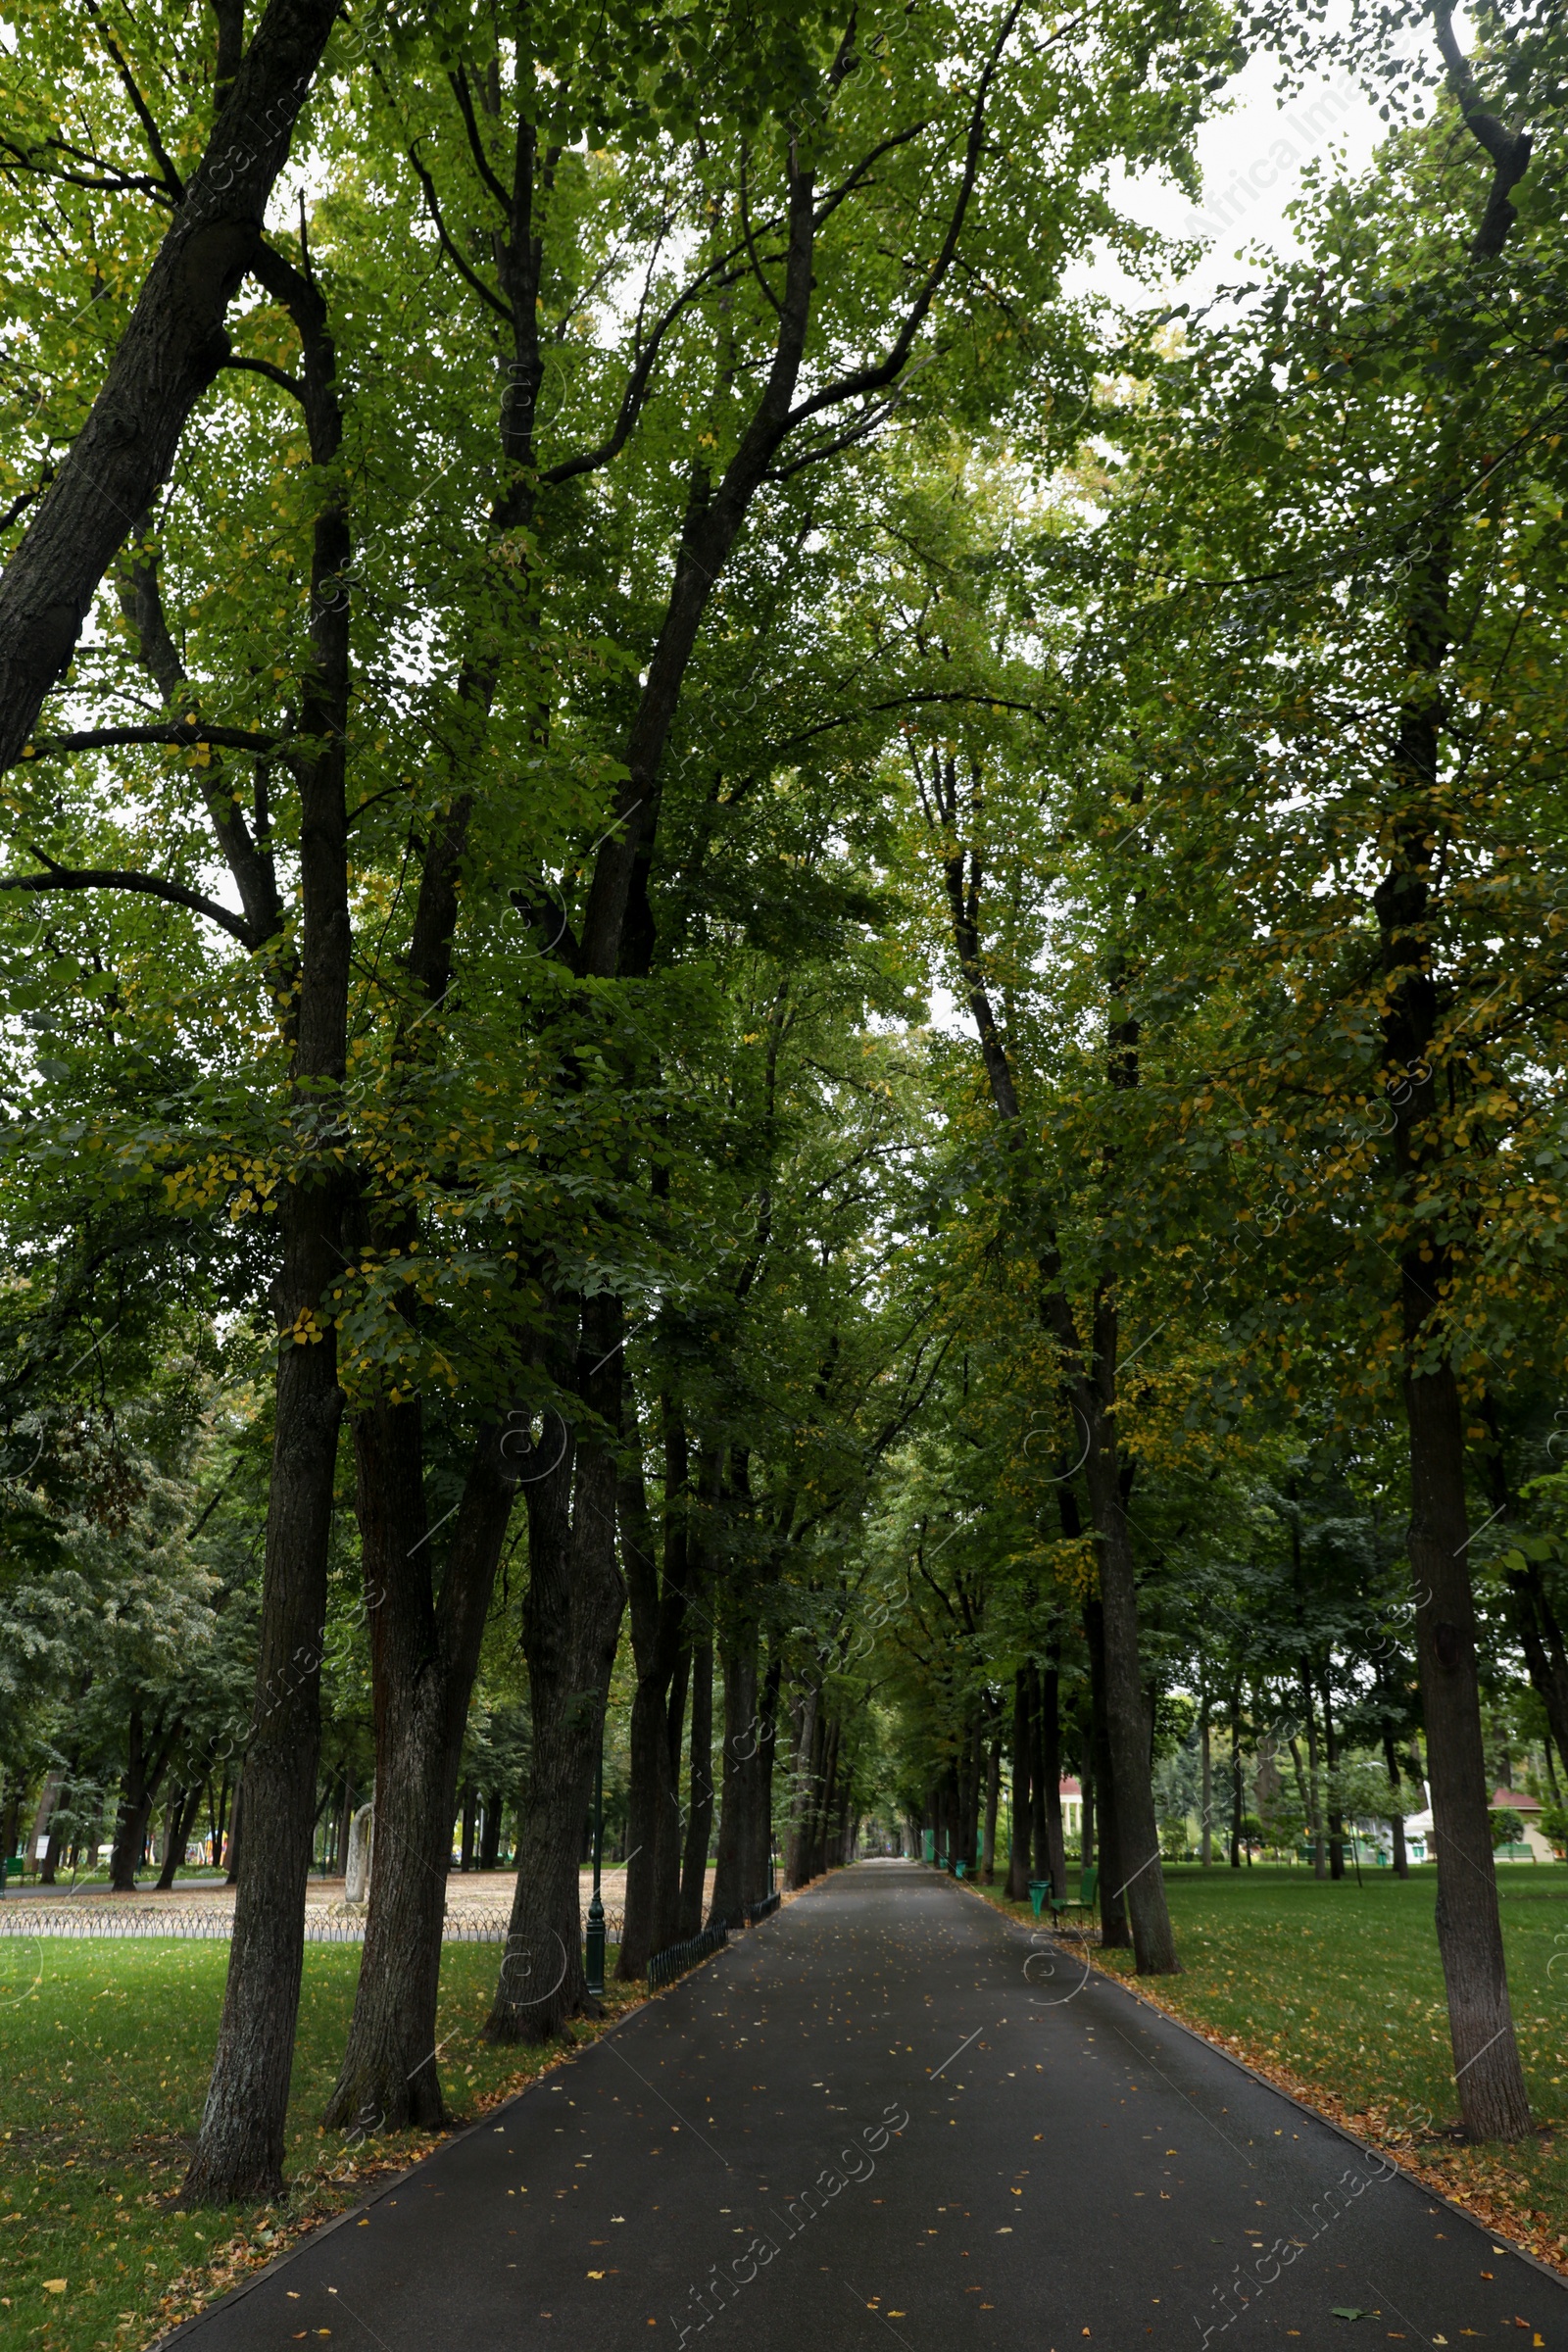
[[745, 1891, 781, 1926], [0, 1903, 623, 1947], [647, 1918, 727, 1989]]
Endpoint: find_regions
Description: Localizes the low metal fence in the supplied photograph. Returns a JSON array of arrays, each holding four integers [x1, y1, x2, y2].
[[745, 1891, 781, 1925], [0, 1903, 623, 1947], [647, 1918, 727, 1989]]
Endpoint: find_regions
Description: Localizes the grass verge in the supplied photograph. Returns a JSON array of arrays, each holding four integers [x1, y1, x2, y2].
[[966, 1861, 1568, 2274], [0, 1934, 644, 2352]]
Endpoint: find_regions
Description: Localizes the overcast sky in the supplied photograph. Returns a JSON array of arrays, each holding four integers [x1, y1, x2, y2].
[[1086, 48, 1391, 310]]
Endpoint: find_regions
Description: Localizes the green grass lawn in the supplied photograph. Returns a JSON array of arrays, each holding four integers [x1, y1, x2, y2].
[[977, 1861, 1568, 2271], [0, 1934, 636, 2352]]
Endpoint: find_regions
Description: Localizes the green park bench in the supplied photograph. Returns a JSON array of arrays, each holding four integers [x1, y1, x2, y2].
[[1051, 1866, 1099, 1925]]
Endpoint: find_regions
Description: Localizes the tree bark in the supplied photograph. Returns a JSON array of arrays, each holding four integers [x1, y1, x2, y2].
[[1384, 1726, 1410, 1878], [1080, 1718, 1096, 1871], [155, 1785, 202, 1891], [0, 0, 346, 770], [1407, 1352, 1532, 2138], [1028, 1665, 1050, 1886], [786, 1681, 822, 1892], [1200, 1706, 1213, 1866], [1322, 1667, 1345, 1879], [616, 1405, 687, 1978], [1040, 1658, 1067, 1898], [710, 1609, 772, 1923], [1081, 1390, 1177, 1971], [321, 1413, 514, 2130], [109, 1708, 166, 1891], [485, 1316, 625, 2045], [1301, 1665, 1326, 1879], [1005, 1666, 1031, 1900], [679, 1636, 713, 1936], [1085, 1599, 1129, 1948], [180, 184, 352, 2205], [981, 1726, 1000, 1883]]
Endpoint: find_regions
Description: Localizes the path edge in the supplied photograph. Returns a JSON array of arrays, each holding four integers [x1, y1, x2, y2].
[[955, 1872, 1568, 2292], [146, 1891, 807, 2349]]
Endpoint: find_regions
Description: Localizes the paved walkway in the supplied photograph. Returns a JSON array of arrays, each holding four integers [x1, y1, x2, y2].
[[165, 1861, 1567, 2349]]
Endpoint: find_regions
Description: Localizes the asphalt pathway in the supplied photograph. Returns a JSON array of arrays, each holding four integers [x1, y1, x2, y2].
[[167, 1860, 1568, 2350]]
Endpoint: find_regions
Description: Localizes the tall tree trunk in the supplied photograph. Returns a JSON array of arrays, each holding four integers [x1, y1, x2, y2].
[[785, 1683, 819, 1892], [1041, 1657, 1067, 1898], [1322, 1667, 1345, 1880], [155, 1786, 202, 1892], [1407, 1354, 1532, 2138], [1364, 49, 1533, 2134], [331, 1776, 353, 1879], [754, 1655, 781, 1897], [710, 1612, 760, 1924], [461, 1786, 478, 1873], [40, 1788, 66, 1884], [180, 220, 352, 2203], [1301, 1665, 1326, 1880], [1080, 1721, 1096, 1871], [479, 1788, 504, 1873], [485, 1340, 625, 2043], [981, 1727, 1000, 1883], [322, 1414, 514, 2129], [1384, 1726, 1410, 1879], [1085, 1599, 1129, 1948], [1081, 1387, 1176, 1971], [813, 1717, 841, 1883], [1229, 1687, 1244, 1871], [1028, 1666, 1050, 1884], [109, 1708, 156, 1892], [1200, 1705, 1213, 1866], [1005, 1667, 1032, 1901], [180, 1183, 345, 2204], [1503, 1556, 1568, 1766], [617, 1406, 687, 1979], [679, 1636, 713, 1936]]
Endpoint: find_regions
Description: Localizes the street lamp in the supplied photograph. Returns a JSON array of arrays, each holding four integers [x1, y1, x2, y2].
[[585, 1727, 606, 1998]]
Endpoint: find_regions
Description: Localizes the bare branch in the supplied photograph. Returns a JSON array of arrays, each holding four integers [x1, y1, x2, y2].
[[541, 239, 761, 487], [408, 141, 516, 324], [448, 67, 514, 215], [739, 144, 784, 319], [221, 354, 306, 403], [83, 0, 186, 200], [23, 721, 283, 758], [786, 1, 1024, 432], [1430, 0, 1533, 261], [0, 856, 252, 941]]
